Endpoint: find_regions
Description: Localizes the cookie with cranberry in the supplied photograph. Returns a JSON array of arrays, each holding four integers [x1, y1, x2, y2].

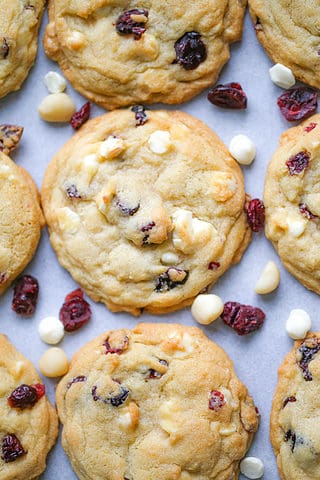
[[264, 114, 320, 294], [57, 323, 259, 480], [41, 109, 251, 315], [0, 334, 58, 479], [0, 0, 45, 99], [44, 0, 246, 109], [0, 152, 44, 295], [270, 332, 320, 480], [248, 0, 320, 89]]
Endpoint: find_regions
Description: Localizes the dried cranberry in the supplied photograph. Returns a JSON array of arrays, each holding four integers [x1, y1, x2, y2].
[[141, 221, 156, 245], [70, 102, 90, 130], [59, 288, 91, 332], [66, 376, 87, 389], [305, 122, 317, 132], [7, 384, 43, 409], [1, 38, 9, 59], [149, 359, 168, 379], [208, 390, 226, 411], [155, 267, 189, 292], [298, 337, 320, 381], [115, 8, 149, 40], [1, 434, 26, 463], [116, 199, 140, 216], [174, 32, 207, 70], [299, 203, 317, 220], [277, 87, 318, 122], [131, 105, 148, 126], [221, 301, 265, 336], [283, 396, 297, 408], [66, 184, 81, 199], [245, 198, 265, 232], [286, 151, 310, 175], [208, 261, 220, 270], [12, 275, 39, 316], [207, 83, 247, 109], [92, 383, 129, 407], [104, 335, 129, 355], [284, 429, 296, 452]]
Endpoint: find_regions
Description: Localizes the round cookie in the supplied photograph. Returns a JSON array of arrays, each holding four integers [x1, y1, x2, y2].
[[44, 0, 246, 109], [41, 109, 251, 316], [0, 152, 44, 295], [0, 0, 45, 99], [57, 323, 259, 480], [264, 114, 320, 294], [248, 0, 320, 89], [270, 332, 320, 480], [0, 334, 58, 480]]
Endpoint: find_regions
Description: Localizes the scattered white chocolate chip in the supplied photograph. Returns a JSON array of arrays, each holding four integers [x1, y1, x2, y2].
[[57, 207, 80, 234], [287, 217, 306, 237], [39, 347, 69, 377], [81, 154, 99, 182], [255, 261, 280, 294], [172, 209, 215, 253], [99, 135, 125, 160], [161, 252, 180, 265], [44, 71, 67, 94], [191, 294, 224, 325], [66, 31, 87, 50], [38, 93, 76, 122], [285, 309, 311, 340], [229, 135, 256, 165], [240, 456, 264, 479], [148, 130, 172, 154], [269, 63, 295, 89], [38, 316, 65, 345], [159, 399, 179, 434], [210, 171, 237, 202]]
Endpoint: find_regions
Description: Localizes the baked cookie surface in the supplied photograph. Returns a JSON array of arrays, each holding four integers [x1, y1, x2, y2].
[[0, 334, 58, 480], [57, 323, 259, 480], [264, 114, 320, 294], [270, 332, 320, 480], [44, 0, 246, 109], [248, 0, 320, 88], [0, 152, 44, 295], [41, 109, 250, 315], [0, 0, 45, 99]]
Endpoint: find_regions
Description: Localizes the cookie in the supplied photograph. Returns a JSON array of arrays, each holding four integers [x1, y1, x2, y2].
[[0, 334, 58, 480], [0, 0, 45, 99], [41, 109, 251, 315], [270, 332, 320, 480], [56, 323, 259, 480], [0, 151, 44, 295], [264, 114, 320, 294], [248, 0, 320, 89], [44, 0, 246, 109]]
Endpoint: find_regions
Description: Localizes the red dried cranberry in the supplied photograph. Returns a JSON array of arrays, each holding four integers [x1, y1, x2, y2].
[[283, 396, 297, 408], [7, 384, 42, 409], [221, 301, 265, 336], [115, 8, 149, 40], [70, 102, 90, 130], [32, 383, 45, 400], [208, 261, 220, 270], [12, 275, 39, 316], [174, 32, 207, 70], [92, 383, 129, 407], [299, 203, 317, 220], [66, 376, 87, 389], [155, 267, 189, 292], [207, 83, 247, 109], [141, 221, 156, 245], [286, 151, 310, 175], [245, 198, 265, 232], [66, 184, 81, 199], [59, 288, 91, 332], [277, 87, 318, 122], [305, 122, 317, 132], [284, 429, 296, 452], [298, 337, 320, 381], [131, 105, 148, 126], [1, 434, 26, 463], [208, 390, 226, 411], [104, 335, 129, 355], [116, 199, 140, 216]]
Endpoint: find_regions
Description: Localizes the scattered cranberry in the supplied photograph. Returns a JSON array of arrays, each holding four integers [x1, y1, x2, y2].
[[116, 199, 140, 216], [277, 87, 318, 122], [155, 267, 189, 292], [66, 376, 87, 389], [131, 105, 148, 126], [104, 335, 129, 355], [8, 383, 44, 409], [59, 288, 91, 332], [221, 301, 265, 336], [298, 337, 320, 381], [1, 434, 26, 463], [299, 203, 317, 220], [92, 383, 129, 407], [149, 359, 168, 379], [208, 261, 220, 270], [12, 275, 39, 316], [70, 102, 90, 130], [208, 390, 226, 411], [66, 184, 81, 199], [141, 221, 156, 245], [115, 8, 148, 40], [286, 151, 310, 175], [305, 122, 317, 132], [284, 429, 296, 452], [207, 83, 247, 109], [245, 198, 265, 232], [174, 32, 207, 70], [283, 396, 297, 408]]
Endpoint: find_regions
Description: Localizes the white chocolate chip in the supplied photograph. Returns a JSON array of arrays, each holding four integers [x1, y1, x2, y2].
[[57, 207, 80, 234], [81, 154, 99, 183], [39, 348, 69, 377], [219, 423, 237, 436], [229, 135, 256, 165], [38, 316, 65, 345], [44, 71, 67, 94], [159, 399, 179, 434], [240, 457, 264, 479], [255, 261, 280, 294], [285, 309, 311, 340], [99, 136, 125, 160], [38, 93, 76, 122], [191, 294, 224, 325], [161, 252, 180, 265], [287, 217, 306, 237], [148, 130, 172, 154], [172, 209, 215, 253], [66, 31, 87, 50], [269, 63, 295, 89]]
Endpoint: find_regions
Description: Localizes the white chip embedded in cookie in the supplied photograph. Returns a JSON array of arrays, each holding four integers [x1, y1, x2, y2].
[[41, 109, 251, 315]]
